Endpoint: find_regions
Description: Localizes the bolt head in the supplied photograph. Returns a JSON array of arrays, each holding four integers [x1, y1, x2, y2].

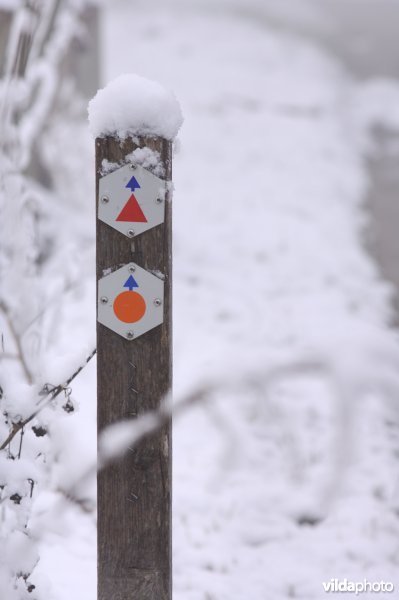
[[128, 265, 136, 273], [129, 164, 137, 170], [156, 197, 163, 204], [154, 298, 162, 307], [127, 229, 135, 238], [101, 195, 109, 204], [126, 331, 134, 339], [100, 296, 108, 304]]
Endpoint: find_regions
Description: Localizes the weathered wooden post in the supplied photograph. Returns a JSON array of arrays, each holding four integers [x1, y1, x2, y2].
[[91, 75, 181, 600]]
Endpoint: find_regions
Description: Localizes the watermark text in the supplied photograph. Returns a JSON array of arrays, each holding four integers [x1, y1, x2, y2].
[[322, 579, 394, 595]]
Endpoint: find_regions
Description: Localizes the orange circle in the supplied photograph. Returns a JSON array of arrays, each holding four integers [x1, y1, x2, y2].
[[113, 291, 146, 323]]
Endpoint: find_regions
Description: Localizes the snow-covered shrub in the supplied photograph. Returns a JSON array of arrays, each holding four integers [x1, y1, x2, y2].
[[0, 1, 96, 596]]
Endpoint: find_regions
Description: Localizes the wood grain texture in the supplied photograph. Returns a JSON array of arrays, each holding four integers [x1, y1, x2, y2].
[[96, 136, 172, 600]]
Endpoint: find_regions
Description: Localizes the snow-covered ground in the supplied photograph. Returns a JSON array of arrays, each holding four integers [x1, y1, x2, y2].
[[34, 1, 399, 598]]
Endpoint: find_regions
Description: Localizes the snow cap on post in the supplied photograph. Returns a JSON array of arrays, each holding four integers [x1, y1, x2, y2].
[[88, 73, 183, 140]]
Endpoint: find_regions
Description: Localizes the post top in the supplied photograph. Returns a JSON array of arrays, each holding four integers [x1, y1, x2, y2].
[[88, 73, 183, 141]]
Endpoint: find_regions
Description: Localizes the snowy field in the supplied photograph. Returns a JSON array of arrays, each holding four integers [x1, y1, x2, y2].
[[4, 1, 399, 599]]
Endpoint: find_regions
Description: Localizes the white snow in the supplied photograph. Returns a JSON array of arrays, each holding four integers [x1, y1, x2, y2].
[[348, 78, 399, 131], [98, 4, 399, 600], [126, 147, 165, 177], [98, 414, 159, 463], [2, 1, 399, 599], [87, 73, 183, 140]]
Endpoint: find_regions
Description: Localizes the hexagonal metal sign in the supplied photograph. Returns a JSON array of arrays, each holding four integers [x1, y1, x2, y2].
[[99, 163, 166, 238], [98, 263, 164, 340]]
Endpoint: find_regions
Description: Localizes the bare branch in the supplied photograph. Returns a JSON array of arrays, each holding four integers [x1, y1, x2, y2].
[[0, 348, 96, 451], [63, 356, 344, 509]]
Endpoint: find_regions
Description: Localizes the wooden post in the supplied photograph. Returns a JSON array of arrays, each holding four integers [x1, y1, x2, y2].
[[96, 136, 172, 600]]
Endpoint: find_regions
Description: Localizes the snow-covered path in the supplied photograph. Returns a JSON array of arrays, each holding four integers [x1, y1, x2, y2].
[[37, 2, 399, 598]]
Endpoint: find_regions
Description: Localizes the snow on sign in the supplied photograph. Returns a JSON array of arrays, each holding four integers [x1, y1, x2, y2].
[[98, 163, 166, 237], [98, 263, 164, 340]]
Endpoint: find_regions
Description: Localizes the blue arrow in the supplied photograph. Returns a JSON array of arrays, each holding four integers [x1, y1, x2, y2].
[[126, 176, 141, 192], [124, 275, 139, 291]]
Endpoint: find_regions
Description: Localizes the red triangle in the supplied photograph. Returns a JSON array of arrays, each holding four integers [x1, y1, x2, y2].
[[116, 194, 147, 223]]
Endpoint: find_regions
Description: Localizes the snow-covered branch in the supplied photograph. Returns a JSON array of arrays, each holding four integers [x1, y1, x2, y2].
[[0, 1, 98, 597], [0, 348, 96, 451]]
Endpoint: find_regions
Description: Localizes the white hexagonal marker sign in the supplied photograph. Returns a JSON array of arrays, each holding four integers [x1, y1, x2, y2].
[[99, 163, 166, 238], [98, 263, 164, 340]]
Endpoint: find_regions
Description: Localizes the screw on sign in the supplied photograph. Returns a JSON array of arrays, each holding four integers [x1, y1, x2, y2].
[[98, 163, 166, 238], [97, 263, 164, 340]]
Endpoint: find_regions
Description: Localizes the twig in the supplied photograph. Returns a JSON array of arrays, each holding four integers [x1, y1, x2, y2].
[[65, 357, 334, 506], [66, 383, 216, 505], [17, 426, 24, 459], [0, 348, 96, 451]]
